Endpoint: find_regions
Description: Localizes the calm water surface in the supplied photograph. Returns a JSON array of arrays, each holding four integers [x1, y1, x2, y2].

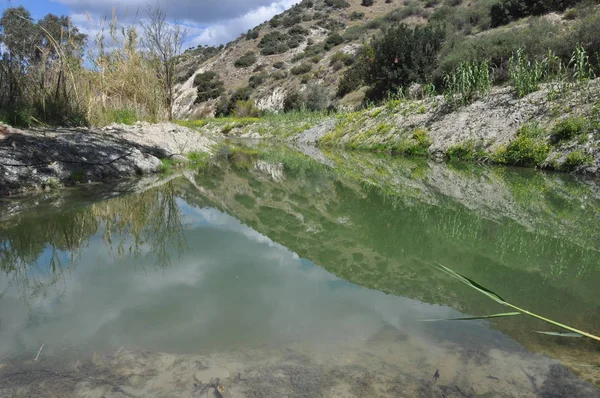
[[0, 145, 599, 397]]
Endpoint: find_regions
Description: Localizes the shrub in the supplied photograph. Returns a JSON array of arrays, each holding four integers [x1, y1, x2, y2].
[[550, 117, 589, 143], [330, 51, 353, 66], [246, 29, 260, 40], [291, 63, 313, 75], [350, 12, 365, 20], [324, 0, 351, 8], [332, 60, 344, 71], [324, 33, 344, 50], [284, 90, 303, 111], [289, 25, 309, 36], [362, 0, 375, 6], [234, 52, 257, 68], [560, 150, 593, 171], [249, 73, 268, 88], [233, 100, 261, 117], [446, 140, 487, 161], [490, 0, 582, 28], [365, 23, 445, 99], [259, 32, 290, 55], [194, 72, 225, 103], [336, 47, 370, 97], [493, 123, 549, 167], [283, 15, 302, 27], [283, 83, 329, 111], [304, 82, 329, 111], [273, 61, 285, 69], [273, 70, 288, 80], [564, 8, 578, 20]]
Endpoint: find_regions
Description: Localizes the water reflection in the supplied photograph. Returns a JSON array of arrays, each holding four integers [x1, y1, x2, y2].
[[0, 145, 599, 396]]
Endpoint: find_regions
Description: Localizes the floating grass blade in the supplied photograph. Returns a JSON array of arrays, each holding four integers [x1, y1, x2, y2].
[[429, 262, 600, 342], [420, 312, 521, 322], [535, 331, 583, 338]]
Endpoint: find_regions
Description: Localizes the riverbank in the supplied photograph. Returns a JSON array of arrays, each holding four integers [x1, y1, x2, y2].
[[2, 78, 599, 198], [214, 79, 600, 178], [0, 122, 220, 197]]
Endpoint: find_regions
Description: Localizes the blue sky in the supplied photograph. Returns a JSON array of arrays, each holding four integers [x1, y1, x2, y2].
[[1, 0, 300, 47], [2, 0, 69, 20]]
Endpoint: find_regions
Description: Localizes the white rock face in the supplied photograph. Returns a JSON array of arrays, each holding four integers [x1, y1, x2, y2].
[[256, 87, 286, 112]]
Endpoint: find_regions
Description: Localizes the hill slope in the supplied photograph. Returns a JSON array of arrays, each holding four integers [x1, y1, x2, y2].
[[173, 0, 595, 119]]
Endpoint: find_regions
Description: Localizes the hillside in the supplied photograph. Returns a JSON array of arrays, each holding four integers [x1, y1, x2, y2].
[[172, 0, 598, 119]]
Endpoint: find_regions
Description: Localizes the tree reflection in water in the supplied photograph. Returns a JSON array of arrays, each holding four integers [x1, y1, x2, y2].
[[0, 181, 187, 299]]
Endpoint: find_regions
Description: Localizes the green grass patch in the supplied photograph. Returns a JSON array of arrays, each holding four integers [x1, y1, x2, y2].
[[550, 117, 594, 144], [560, 150, 594, 171], [174, 120, 209, 129], [493, 123, 549, 167], [187, 151, 211, 169], [447, 140, 488, 162], [108, 108, 138, 125], [158, 158, 175, 174]]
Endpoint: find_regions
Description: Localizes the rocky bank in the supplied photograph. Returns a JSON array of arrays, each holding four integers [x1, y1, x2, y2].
[[225, 79, 600, 178], [0, 122, 220, 197]]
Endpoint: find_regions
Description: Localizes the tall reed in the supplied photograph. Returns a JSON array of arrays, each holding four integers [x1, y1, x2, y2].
[[443, 60, 491, 106]]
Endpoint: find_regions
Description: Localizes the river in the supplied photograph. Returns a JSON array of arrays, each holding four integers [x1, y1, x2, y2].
[[0, 143, 599, 397]]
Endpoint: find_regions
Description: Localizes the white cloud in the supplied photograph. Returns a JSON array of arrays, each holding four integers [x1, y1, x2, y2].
[[59, 0, 301, 47]]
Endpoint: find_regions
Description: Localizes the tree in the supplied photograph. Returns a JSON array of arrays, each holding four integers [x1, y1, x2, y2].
[[142, 6, 187, 121]]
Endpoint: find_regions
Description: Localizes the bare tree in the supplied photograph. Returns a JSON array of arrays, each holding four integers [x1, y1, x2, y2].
[[141, 6, 187, 121]]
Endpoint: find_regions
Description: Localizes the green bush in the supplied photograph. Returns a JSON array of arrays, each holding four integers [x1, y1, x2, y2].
[[446, 140, 487, 161], [350, 12, 365, 20], [289, 25, 309, 36], [233, 100, 261, 118], [493, 123, 549, 167], [273, 61, 285, 69], [249, 73, 268, 88], [491, 0, 582, 28], [330, 51, 354, 66], [362, 0, 375, 6], [564, 8, 578, 19], [324, 33, 344, 50], [291, 63, 313, 75], [259, 32, 291, 55], [437, 19, 565, 80], [284, 90, 303, 112], [234, 52, 258, 68], [324, 0, 351, 8], [304, 82, 329, 111], [560, 150, 593, 171], [364, 23, 445, 99], [246, 29, 260, 40], [550, 117, 588, 143], [194, 72, 225, 103]]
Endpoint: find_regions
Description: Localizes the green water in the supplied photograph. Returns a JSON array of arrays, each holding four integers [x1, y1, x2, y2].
[[0, 144, 599, 397]]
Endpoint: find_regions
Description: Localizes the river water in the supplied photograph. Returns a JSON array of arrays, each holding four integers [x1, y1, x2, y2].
[[0, 144, 599, 397]]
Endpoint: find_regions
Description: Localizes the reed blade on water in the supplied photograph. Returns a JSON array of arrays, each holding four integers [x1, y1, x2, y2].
[[429, 262, 600, 342], [420, 312, 521, 322]]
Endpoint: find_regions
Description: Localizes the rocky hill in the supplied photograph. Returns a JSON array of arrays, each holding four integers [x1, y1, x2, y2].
[[172, 0, 594, 119]]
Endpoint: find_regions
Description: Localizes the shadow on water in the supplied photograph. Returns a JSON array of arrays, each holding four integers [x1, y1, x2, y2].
[[0, 143, 599, 396]]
